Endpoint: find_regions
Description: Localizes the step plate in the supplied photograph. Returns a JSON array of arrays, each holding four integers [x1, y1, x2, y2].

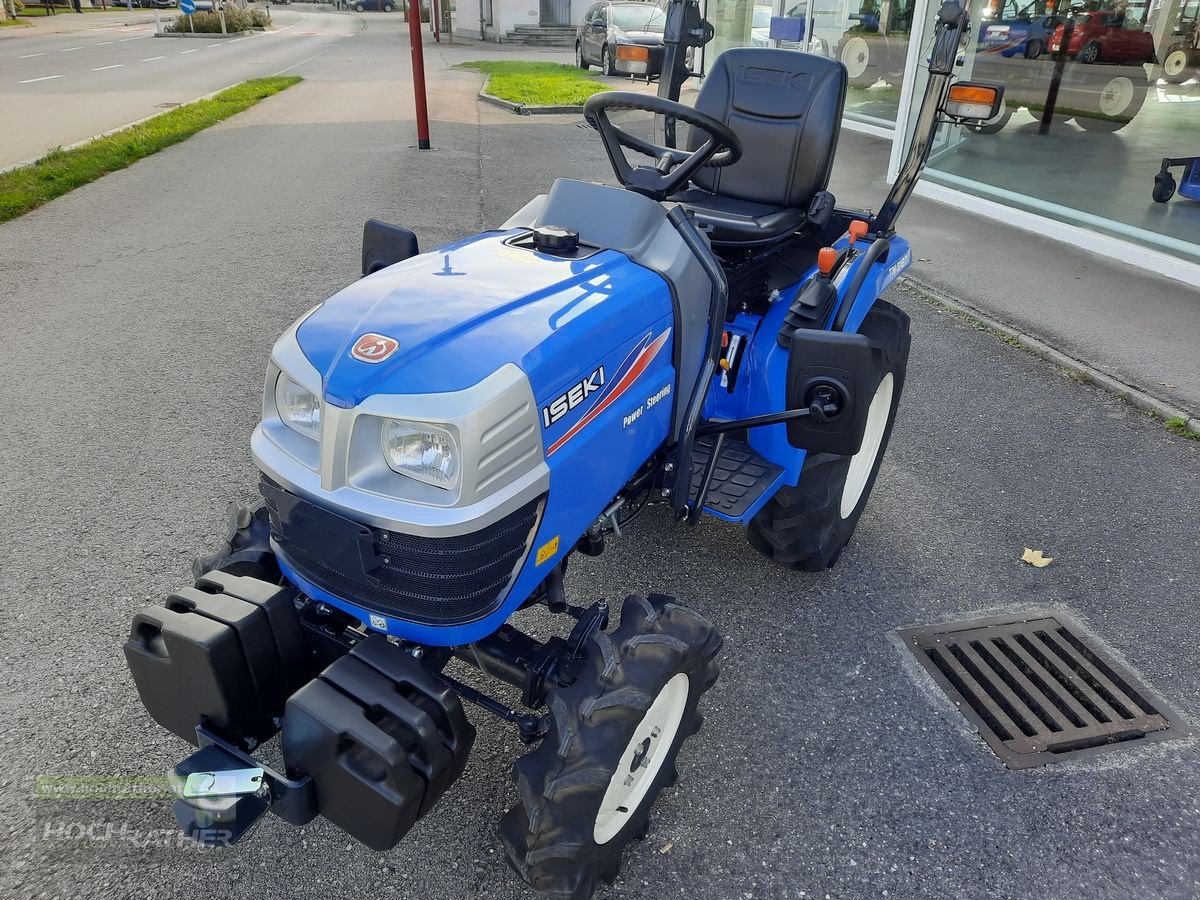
[[690, 437, 784, 519]]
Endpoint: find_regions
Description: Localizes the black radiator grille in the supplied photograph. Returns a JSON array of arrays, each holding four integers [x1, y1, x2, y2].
[[261, 476, 542, 627]]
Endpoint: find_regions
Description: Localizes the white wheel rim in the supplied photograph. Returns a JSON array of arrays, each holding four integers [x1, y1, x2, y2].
[[1098, 76, 1133, 117], [840, 372, 893, 519], [842, 37, 870, 79], [593, 672, 689, 845], [1164, 50, 1187, 78]]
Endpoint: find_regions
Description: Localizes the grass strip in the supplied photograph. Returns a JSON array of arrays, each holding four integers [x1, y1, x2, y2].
[[459, 60, 610, 107], [0, 75, 300, 223]]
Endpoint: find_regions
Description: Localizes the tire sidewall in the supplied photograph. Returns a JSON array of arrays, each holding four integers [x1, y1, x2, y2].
[[499, 597, 721, 897], [747, 301, 910, 571], [577, 653, 705, 851]]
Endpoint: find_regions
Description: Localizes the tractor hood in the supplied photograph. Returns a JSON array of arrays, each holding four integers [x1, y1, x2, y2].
[[294, 230, 670, 409]]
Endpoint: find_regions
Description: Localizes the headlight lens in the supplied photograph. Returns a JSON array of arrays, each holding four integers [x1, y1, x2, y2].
[[381, 419, 459, 490], [275, 374, 321, 441]]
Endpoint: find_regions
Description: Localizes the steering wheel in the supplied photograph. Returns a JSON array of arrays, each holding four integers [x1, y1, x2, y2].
[[582, 92, 743, 201]]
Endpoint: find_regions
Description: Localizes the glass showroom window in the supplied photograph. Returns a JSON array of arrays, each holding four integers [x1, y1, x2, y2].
[[901, 0, 1200, 264], [705, 0, 919, 127]]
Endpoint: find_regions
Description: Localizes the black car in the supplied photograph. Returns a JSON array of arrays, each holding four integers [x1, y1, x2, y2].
[[576, 1, 666, 76]]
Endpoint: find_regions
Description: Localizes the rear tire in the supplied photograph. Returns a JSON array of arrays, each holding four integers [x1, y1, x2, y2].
[[499, 595, 721, 900], [1162, 46, 1190, 83], [747, 301, 910, 571], [1074, 73, 1146, 131]]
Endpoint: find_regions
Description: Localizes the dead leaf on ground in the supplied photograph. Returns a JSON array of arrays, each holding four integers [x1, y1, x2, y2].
[[1022, 547, 1054, 568]]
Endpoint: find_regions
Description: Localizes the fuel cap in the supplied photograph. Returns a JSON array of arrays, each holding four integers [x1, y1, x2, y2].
[[532, 225, 580, 253]]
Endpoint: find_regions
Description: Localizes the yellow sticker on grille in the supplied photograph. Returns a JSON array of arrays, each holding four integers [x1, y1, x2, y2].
[[535, 536, 560, 566]]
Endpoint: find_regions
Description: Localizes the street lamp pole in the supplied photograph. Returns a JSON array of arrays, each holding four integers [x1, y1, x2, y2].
[[407, 0, 432, 149]]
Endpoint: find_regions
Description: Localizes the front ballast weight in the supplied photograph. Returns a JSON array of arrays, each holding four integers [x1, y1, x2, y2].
[[124, 563, 721, 890]]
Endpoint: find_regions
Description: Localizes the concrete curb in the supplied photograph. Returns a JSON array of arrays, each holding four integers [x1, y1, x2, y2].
[[153, 30, 247, 37], [0, 73, 258, 174], [899, 274, 1200, 438], [477, 91, 582, 116]]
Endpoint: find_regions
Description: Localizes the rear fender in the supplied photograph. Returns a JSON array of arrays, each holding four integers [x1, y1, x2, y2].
[[704, 235, 912, 490]]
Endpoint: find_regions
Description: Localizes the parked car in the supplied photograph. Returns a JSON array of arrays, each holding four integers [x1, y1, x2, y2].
[[1048, 11, 1157, 64], [977, 0, 1063, 59], [349, 0, 397, 9], [576, 1, 666, 76]]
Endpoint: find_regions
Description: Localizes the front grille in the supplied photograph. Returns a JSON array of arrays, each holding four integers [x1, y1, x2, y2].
[[261, 476, 542, 627]]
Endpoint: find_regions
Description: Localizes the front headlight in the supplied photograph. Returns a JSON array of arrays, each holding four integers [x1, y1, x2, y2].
[[381, 419, 460, 490], [275, 374, 321, 441]]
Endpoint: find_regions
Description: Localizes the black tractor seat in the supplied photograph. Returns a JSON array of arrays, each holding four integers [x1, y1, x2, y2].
[[671, 48, 848, 247]]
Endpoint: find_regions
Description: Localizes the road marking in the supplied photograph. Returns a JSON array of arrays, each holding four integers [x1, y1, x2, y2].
[[141, 56, 166, 62], [97, 41, 114, 46], [93, 64, 125, 71], [118, 36, 145, 42], [18, 53, 46, 59], [61, 47, 83, 53], [18, 75, 64, 84], [180, 48, 200, 54]]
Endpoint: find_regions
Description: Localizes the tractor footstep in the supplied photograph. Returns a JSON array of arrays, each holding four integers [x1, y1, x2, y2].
[[689, 437, 783, 518]]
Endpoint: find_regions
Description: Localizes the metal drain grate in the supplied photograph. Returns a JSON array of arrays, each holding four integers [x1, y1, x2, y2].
[[898, 612, 1187, 769]]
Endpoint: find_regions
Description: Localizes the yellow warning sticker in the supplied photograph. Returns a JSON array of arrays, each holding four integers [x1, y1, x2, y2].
[[535, 535, 560, 566]]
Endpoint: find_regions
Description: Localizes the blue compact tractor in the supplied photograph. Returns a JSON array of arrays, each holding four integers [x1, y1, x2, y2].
[[123, 2, 1002, 896]]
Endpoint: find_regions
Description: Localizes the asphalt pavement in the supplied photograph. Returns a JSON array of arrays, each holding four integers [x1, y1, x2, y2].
[[0, 6, 360, 169], [1, 17, 1199, 900]]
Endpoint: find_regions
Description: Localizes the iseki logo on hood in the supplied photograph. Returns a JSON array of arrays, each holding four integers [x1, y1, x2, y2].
[[542, 367, 605, 428]]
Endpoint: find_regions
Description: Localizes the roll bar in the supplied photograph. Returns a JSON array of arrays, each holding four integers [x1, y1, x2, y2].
[[873, 0, 972, 234]]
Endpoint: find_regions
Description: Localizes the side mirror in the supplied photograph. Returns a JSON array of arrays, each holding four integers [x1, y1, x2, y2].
[[940, 82, 1005, 124], [361, 219, 419, 277]]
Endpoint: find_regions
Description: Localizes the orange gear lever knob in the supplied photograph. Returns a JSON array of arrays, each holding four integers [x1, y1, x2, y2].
[[817, 247, 838, 276], [847, 220, 869, 244]]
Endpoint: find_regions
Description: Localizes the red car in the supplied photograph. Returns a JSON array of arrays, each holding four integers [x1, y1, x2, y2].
[[1048, 11, 1157, 64]]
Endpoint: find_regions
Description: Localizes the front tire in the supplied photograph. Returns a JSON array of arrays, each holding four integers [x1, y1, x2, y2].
[[601, 44, 615, 76], [747, 301, 910, 571], [499, 595, 721, 900], [575, 41, 590, 69]]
